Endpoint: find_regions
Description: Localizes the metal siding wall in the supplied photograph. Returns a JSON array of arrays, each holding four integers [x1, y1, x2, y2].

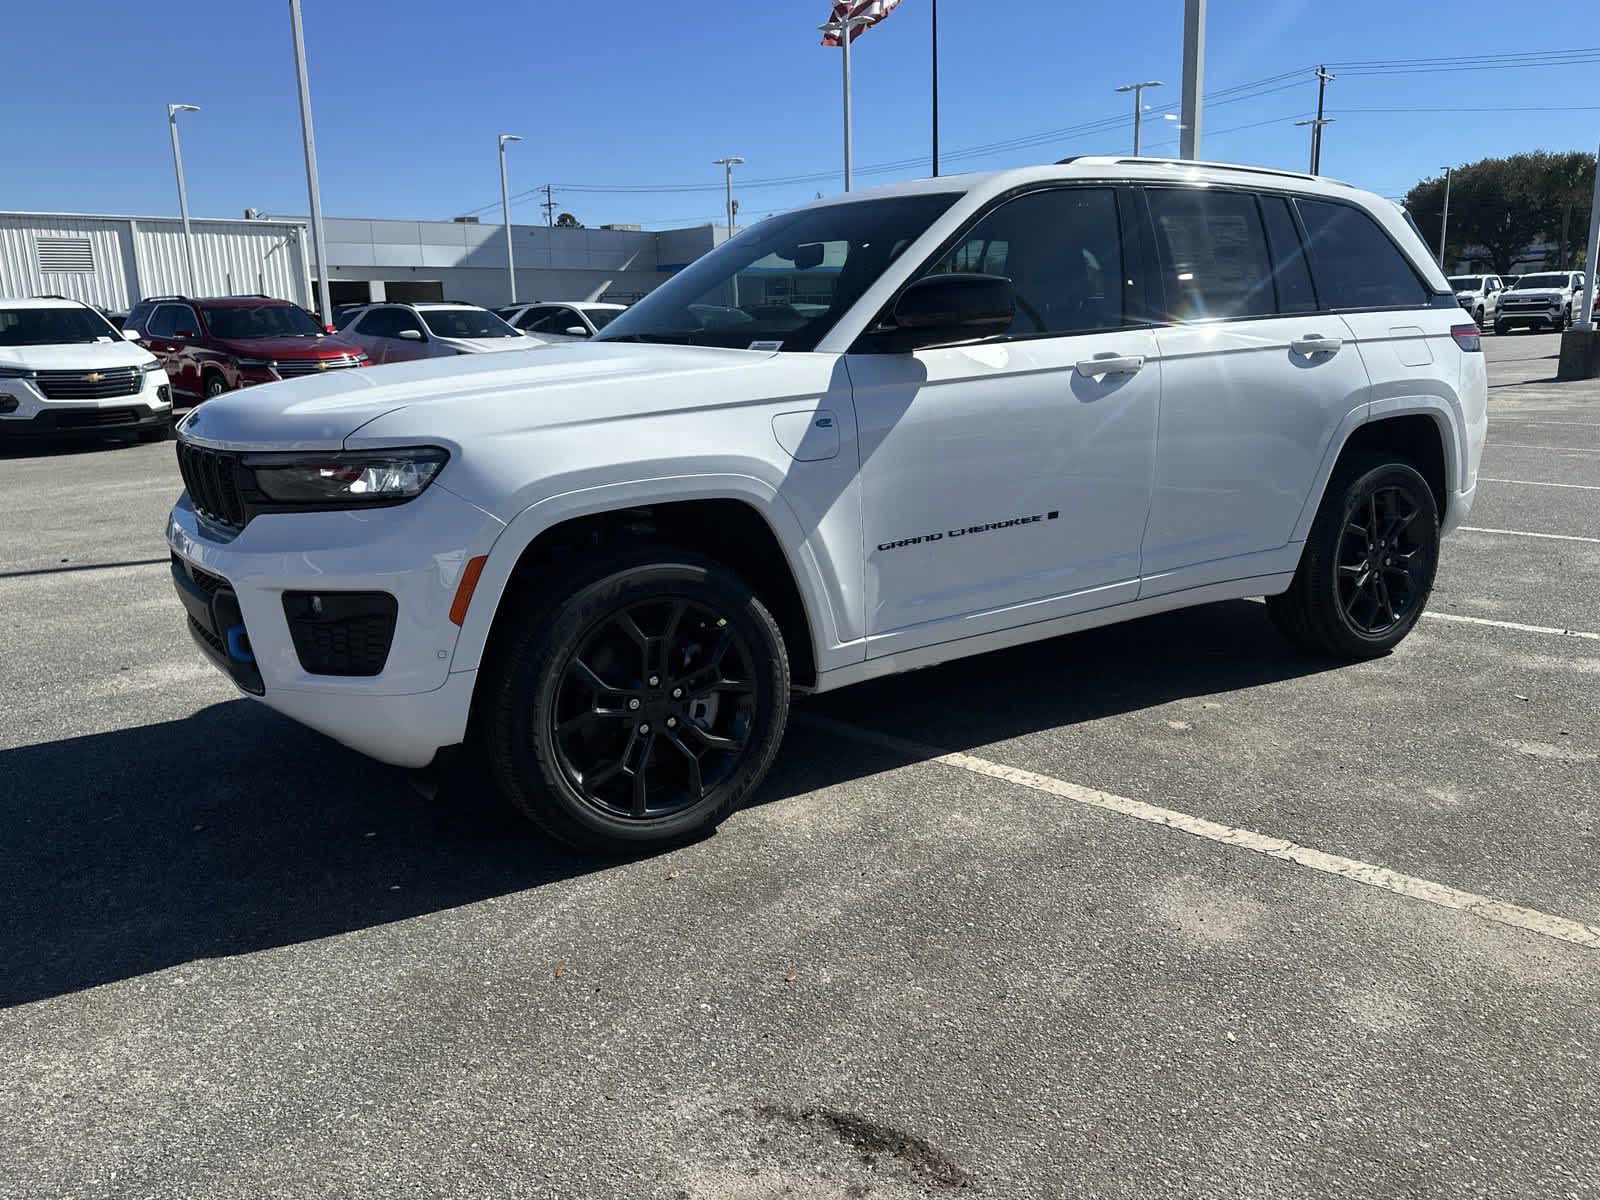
[[0, 215, 134, 307], [132, 221, 308, 305]]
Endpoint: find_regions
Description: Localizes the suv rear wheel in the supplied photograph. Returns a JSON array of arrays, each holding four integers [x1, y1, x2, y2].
[[1267, 456, 1440, 659], [483, 549, 790, 851]]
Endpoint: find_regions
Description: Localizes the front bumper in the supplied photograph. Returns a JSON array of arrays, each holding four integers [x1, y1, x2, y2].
[[0, 377, 172, 436], [166, 482, 504, 767]]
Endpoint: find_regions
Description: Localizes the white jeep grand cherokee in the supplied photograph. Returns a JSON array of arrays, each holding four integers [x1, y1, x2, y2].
[[168, 158, 1487, 850]]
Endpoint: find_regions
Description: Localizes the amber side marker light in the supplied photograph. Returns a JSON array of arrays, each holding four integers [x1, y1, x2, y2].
[[450, 555, 489, 626]]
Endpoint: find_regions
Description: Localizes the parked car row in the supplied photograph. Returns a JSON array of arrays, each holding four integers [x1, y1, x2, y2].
[[1445, 270, 1589, 332]]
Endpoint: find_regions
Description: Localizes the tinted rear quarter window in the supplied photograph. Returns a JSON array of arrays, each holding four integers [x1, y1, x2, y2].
[[1295, 199, 1429, 310], [1147, 188, 1275, 321]]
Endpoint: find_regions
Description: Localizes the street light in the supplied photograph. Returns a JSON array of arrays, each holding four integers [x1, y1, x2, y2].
[[498, 134, 523, 304], [288, 0, 333, 325], [166, 104, 201, 294], [713, 156, 744, 237], [1114, 81, 1162, 156]]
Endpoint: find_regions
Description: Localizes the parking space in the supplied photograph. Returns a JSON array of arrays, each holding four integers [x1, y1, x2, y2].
[[3, 331, 1597, 1198]]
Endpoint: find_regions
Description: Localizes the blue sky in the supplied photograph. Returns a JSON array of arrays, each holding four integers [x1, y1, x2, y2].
[[2, 1, 1596, 230]]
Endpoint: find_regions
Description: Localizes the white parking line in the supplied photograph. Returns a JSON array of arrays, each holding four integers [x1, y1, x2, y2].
[[1489, 443, 1600, 454], [799, 714, 1600, 951], [1502, 420, 1600, 428], [1421, 611, 1600, 642], [1479, 477, 1600, 491], [1458, 526, 1600, 544]]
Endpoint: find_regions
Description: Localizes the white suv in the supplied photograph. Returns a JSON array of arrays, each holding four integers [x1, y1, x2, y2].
[[0, 297, 173, 440], [1448, 274, 1503, 326], [167, 158, 1486, 851], [497, 301, 628, 340], [1495, 270, 1586, 333]]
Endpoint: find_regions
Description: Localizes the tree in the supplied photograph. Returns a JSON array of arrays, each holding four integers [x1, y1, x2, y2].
[[1406, 151, 1595, 274], [554, 212, 583, 229]]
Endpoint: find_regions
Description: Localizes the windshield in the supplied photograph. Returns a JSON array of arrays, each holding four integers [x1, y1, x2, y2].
[[585, 308, 622, 331], [1448, 276, 1483, 290], [0, 306, 122, 346], [201, 304, 324, 339], [597, 193, 961, 351], [421, 308, 521, 339], [1511, 273, 1568, 290]]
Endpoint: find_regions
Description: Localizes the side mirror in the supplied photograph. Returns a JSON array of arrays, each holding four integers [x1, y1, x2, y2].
[[397, 329, 424, 341], [889, 273, 1015, 342], [564, 326, 589, 337], [123, 329, 143, 342]]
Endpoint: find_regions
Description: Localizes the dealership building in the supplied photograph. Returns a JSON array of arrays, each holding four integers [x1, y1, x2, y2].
[[0, 209, 722, 313]]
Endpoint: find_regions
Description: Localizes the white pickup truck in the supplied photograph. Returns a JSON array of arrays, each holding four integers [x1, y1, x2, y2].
[[166, 158, 1487, 851], [1494, 270, 1587, 333], [1448, 274, 1504, 326]]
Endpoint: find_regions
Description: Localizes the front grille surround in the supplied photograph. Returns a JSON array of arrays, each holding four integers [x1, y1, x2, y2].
[[36, 367, 143, 400], [272, 355, 362, 378], [176, 441, 247, 529]]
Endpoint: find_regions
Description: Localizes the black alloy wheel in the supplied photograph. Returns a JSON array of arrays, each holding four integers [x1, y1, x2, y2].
[[1333, 484, 1431, 636], [551, 597, 757, 821], [482, 549, 790, 851], [204, 374, 227, 399]]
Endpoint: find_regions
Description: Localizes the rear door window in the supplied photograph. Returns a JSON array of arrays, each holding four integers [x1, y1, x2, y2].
[[1294, 198, 1430, 310], [1146, 188, 1276, 321], [1259, 195, 1318, 314]]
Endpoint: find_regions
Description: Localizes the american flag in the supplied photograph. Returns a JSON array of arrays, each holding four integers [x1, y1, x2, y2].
[[820, 0, 903, 45]]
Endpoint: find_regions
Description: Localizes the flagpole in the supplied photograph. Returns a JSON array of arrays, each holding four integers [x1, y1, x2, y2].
[[842, 13, 853, 191], [931, 0, 939, 176]]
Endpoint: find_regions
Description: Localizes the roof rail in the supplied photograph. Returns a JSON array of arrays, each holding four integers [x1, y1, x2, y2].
[[140, 294, 189, 303], [30, 293, 73, 301], [1104, 157, 1352, 186]]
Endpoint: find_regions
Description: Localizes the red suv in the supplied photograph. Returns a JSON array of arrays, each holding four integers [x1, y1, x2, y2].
[[123, 295, 369, 402]]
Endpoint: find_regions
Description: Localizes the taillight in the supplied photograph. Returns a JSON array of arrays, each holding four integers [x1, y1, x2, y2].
[[1451, 323, 1481, 352]]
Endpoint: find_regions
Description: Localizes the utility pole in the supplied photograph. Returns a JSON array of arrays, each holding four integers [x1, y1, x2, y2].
[[1310, 65, 1334, 173], [1178, 0, 1205, 159], [713, 157, 744, 237], [541, 185, 556, 229], [1438, 166, 1453, 269], [497, 134, 522, 304], [1115, 81, 1163, 156], [931, 0, 940, 176], [165, 103, 201, 294], [288, 0, 333, 325], [1581, 142, 1600, 331]]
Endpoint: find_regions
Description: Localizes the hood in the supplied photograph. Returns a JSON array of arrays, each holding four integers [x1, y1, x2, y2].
[[175, 340, 777, 451], [214, 333, 364, 360], [437, 336, 539, 354], [1504, 288, 1564, 299], [0, 339, 156, 372]]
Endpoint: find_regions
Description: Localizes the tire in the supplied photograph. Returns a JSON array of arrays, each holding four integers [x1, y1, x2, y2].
[[203, 373, 227, 400], [1494, 319, 1508, 336], [1473, 305, 1484, 325], [1557, 307, 1570, 332], [482, 548, 791, 852], [1266, 455, 1440, 660]]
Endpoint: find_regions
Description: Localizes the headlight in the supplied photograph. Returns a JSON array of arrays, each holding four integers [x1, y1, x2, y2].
[[241, 447, 449, 506], [0, 366, 36, 379], [234, 356, 276, 368]]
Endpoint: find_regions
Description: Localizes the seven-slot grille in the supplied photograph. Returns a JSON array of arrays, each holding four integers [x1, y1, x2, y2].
[[35, 366, 142, 400], [176, 441, 247, 528], [273, 355, 361, 378]]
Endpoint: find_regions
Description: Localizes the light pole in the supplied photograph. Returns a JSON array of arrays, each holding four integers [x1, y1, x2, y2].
[[166, 104, 201, 294], [820, 12, 874, 191], [713, 157, 744, 237], [498, 134, 523, 304], [1114, 81, 1162, 156], [1438, 166, 1453, 269], [288, 0, 333, 325], [1178, 0, 1205, 159]]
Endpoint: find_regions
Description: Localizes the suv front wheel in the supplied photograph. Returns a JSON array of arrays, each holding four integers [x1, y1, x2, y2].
[[483, 549, 791, 851], [1267, 456, 1440, 659]]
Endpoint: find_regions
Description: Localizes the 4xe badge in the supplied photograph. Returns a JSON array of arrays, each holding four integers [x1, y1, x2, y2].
[[877, 511, 1060, 553]]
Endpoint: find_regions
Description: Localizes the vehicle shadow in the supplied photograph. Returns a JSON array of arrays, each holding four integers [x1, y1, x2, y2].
[[1, 598, 1337, 1008]]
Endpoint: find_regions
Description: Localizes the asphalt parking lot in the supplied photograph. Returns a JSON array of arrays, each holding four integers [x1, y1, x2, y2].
[[3, 332, 1597, 1199]]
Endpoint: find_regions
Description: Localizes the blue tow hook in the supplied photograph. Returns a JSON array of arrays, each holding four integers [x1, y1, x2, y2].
[[225, 624, 255, 664]]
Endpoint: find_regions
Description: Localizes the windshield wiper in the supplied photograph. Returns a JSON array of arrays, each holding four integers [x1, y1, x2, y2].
[[601, 332, 697, 345]]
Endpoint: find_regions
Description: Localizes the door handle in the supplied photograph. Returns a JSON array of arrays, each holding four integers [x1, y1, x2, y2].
[[1075, 354, 1145, 379], [1291, 334, 1342, 357]]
